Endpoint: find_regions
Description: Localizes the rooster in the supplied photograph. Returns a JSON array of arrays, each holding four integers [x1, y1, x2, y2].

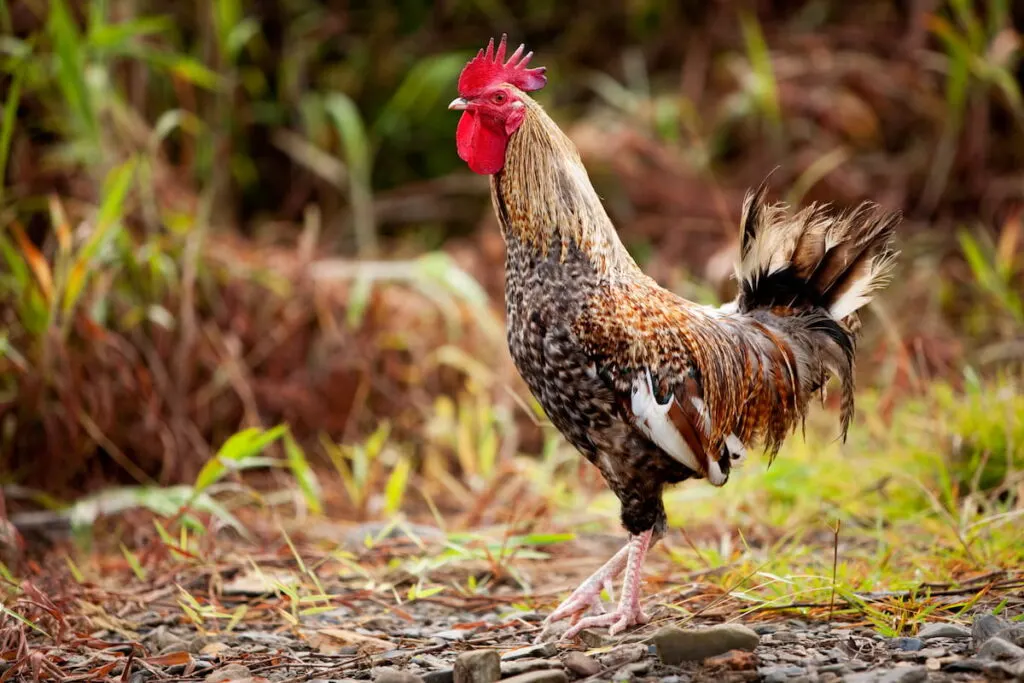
[[449, 36, 899, 639]]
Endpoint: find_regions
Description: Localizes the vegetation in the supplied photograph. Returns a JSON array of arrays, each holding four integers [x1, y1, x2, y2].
[[0, 0, 1022, 678]]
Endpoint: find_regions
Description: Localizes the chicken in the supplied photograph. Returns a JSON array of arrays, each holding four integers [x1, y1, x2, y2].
[[449, 36, 899, 639]]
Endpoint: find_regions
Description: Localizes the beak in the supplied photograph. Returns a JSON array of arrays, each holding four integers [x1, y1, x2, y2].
[[448, 97, 469, 111]]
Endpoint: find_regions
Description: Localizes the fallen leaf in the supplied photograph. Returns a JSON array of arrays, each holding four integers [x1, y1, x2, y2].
[[143, 651, 194, 667], [306, 628, 393, 654]]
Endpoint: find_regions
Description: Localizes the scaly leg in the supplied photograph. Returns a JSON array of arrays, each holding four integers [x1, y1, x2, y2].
[[534, 542, 629, 642], [562, 529, 653, 639]]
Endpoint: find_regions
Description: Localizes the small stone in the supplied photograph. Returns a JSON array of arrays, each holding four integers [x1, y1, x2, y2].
[[776, 651, 808, 664], [499, 672, 568, 683], [972, 613, 1011, 647], [502, 643, 558, 660], [880, 667, 929, 683], [890, 637, 923, 652], [977, 636, 1024, 661], [896, 646, 945, 660], [994, 625, 1024, 648], [422, 670, 454, 683], [653, 624, 760, 664], [434, 629, 471, 641], [375, 671, 424, 683], [940, 658, 987, 673], [917, 623, 970, 640], [205, 664, 252, 683], [562, 652, 601, 677], [818, 664, 849, 674], [878, 666, 928, 683], [624, 661, 649, 676], [825, 648, 847, 662], [659, 677, 685, 683], [599, 643, 646, 669], [500, 660, 559, 677], [758, 665, 804, 683], [575, 629, 610, 648], [454, 650, 500, 683], [842, 674, 877, 683], [503, 611, 544, 623]]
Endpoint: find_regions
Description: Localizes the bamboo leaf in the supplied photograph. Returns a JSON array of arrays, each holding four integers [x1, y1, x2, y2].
[[284, 431, 323, 514]]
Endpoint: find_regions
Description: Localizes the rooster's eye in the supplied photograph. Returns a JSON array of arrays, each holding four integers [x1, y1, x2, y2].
[[492, 92, 507, 104]]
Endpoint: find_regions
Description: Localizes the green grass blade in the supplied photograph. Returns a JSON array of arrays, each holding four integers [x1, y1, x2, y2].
[[62, 157, 138, 318], [284, 431, 323, 515], [48, 0, 97, 140], [0, 52, 25, 208]]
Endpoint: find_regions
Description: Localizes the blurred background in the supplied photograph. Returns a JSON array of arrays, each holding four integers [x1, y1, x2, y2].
[[0, 0, 1022, 567]]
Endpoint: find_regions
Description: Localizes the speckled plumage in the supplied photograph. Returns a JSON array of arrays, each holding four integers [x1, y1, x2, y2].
[[491, 96, 899, 538]]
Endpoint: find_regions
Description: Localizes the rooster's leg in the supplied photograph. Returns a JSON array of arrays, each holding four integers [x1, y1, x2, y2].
[[560, 529, 653, 639], [534, 543, 629, 641]]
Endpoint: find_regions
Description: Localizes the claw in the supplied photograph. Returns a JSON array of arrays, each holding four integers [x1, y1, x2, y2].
[[536, 529, 655, 641], [563, 603, 651, 639]]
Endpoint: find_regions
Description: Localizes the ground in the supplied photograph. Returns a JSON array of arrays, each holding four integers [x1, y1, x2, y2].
[[3, 504, 1023, 682]]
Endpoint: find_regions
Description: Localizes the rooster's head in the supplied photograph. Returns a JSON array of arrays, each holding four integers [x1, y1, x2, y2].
[[449, 34, 547, 175]]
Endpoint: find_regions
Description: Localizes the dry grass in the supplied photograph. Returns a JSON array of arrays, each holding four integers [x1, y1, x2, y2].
[[1, 0, 1024, 678]]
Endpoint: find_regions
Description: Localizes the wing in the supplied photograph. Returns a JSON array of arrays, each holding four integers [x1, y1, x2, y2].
[[576, 279, 808, 487], [595, 361, 747, 487]]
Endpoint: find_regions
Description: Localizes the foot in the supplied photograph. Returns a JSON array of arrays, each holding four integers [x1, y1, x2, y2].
[[562, 529, 653, 639], [534, 543, 628, 642], [536, 529, 654, 641]]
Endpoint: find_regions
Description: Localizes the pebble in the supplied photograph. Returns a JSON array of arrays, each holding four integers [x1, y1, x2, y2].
[[994, 625, 1024, 648], [972, 613, 1011, 647], [940, 658, 987, 673], [500, 659, 560, 677], [575, 629, 611, 648], [501, 643, 557, 660], [433, 629, 472, 641], [205, 664, 252, 683], [916, 623, 970, 640], [878, 666, 929, 683], [889, 637, 923, 652], [375, 671, 425, 683], [818, 663, 850, 674], [454, 650, 500, 683], [895, 646, 945, 661], [652, 624, 760, 664], [499, 671, 568, 683], [825, 647, 847, 661], [977, 636, 1024, 661], [623, 661, 649, 676], [422, 670, 454, 683], [599, 643, 646, 668], [562, 652, 601, 677], [759, 665, 805, 682]]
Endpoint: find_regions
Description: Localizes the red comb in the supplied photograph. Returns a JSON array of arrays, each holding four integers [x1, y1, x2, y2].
[[457, 34, 547, 97]]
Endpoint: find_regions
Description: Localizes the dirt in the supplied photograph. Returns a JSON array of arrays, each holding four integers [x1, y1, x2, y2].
[[7, 590, 1020, 683]]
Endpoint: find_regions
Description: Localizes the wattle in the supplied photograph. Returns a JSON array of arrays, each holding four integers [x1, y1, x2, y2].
[[456, 110, 508, 175]]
